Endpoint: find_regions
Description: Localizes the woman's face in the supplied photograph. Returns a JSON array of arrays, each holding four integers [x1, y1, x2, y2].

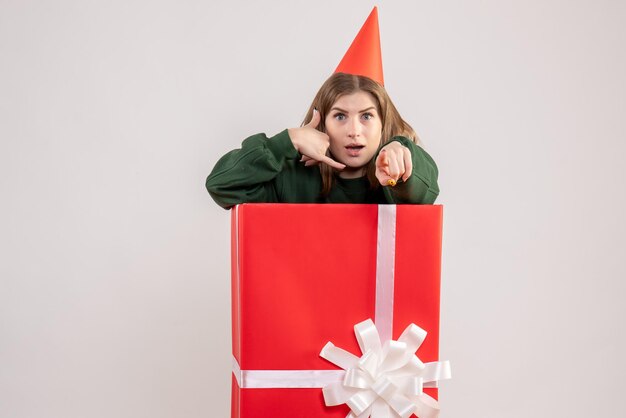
[[325, 91, 382, 179]]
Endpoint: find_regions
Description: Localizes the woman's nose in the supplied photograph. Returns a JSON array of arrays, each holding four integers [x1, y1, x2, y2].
[[347, 118, 361, 137]]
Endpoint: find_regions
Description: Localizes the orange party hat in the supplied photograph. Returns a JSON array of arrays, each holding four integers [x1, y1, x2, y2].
[[334, 6, 384, 85]]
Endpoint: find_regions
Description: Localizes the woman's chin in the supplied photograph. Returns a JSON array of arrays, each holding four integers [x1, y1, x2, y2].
[[336, 164, 367, 179]]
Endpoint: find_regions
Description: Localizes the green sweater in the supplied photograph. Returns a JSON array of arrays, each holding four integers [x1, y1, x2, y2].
[[206, 129, 439, 209]]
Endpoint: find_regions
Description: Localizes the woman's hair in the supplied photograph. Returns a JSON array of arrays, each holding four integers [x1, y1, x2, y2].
[[301, 72, 418, 195]]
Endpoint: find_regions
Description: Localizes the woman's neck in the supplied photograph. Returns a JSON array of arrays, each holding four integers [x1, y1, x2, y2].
[[337, 166, 366, 179]]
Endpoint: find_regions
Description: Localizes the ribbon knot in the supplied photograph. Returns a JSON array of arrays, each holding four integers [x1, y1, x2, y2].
[[320, 319, 451, 418]]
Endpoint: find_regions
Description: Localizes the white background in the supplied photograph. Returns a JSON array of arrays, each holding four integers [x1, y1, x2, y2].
[[1, 1, 625, 417]]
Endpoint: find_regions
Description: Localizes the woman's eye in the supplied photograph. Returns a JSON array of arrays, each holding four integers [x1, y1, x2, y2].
[[362, 112, 374, 120], [334, 113, 346, 121]]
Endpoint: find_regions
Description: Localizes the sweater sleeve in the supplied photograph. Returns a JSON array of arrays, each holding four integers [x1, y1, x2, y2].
[[205, 129, 300, 209], [380, 136, 440, 204]]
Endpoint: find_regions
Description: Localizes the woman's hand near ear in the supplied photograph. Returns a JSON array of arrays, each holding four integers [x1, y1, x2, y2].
[[288, 109, 345, 170]]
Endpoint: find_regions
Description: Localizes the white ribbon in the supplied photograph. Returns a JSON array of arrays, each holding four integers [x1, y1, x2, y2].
[[319, 319, 451, 418], [232, 355, 346, 388], [232, 205, 451, 417], [375, 205, 397, 344]]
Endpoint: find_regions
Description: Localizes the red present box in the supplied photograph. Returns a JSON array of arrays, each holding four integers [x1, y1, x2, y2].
[[230, 204, 446, 418]]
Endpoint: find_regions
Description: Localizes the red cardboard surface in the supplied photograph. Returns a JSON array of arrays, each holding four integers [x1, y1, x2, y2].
[[230, 204, 442, 418]]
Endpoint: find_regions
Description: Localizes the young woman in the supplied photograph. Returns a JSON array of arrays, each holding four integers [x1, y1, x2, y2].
[[205, 72, 439, 208]]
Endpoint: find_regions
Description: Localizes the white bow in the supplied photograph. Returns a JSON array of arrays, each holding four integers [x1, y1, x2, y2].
[[320, 319, 451, 418]]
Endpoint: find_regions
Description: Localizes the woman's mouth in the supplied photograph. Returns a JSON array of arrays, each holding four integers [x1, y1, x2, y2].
[[345, 144, 365, 156]]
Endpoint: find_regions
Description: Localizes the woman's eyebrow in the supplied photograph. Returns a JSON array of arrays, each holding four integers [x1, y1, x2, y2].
[[329, 106, 376, 113]]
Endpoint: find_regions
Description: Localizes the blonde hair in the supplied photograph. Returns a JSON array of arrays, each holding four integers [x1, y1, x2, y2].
[[302, 73, 418, 194]]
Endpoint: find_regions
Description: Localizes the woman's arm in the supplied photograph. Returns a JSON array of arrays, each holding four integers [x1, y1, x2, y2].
[[205, 130, 299, 208], [207, 110, 346, 209], [375, 137, 439, 204]]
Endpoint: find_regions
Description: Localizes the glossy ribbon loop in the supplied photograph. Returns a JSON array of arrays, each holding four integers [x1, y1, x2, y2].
[[320, 319, 451, 417]]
